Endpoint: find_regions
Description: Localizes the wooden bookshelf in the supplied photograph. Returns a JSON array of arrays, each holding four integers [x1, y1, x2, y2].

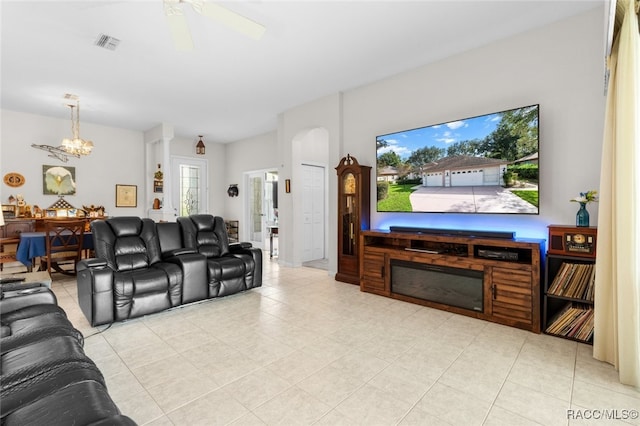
[[545, 303, 594, 342], [547, 262, 595, 301], [543, 226, 597, 344]]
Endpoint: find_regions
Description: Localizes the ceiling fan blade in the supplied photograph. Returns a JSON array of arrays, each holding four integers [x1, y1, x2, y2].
[[198, 2, 266, 40], [164, 3, 194, 51]]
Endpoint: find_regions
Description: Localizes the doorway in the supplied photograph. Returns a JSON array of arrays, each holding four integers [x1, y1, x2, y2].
[[301, 164, 325, 263], [290, 127, 329, 269], [245, 170, 278, 251], [171, 156, 208, 215]]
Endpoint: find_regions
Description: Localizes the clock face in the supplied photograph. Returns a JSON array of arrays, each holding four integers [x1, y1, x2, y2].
[[573, 234, 586, 244], [344, 173, 356, 194], [550, 227, 596, 257], [564, 231, 595, 255]]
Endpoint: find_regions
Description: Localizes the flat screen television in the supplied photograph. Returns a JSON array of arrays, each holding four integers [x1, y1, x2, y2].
[[376, 104, 539, 214]]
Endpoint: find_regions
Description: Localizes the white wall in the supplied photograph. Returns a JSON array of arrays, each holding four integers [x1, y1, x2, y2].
[[229, 7, 607, 270], [0, 113, 226, 218], [277, 93, 343, 268], [169, 135, 227, 216], [1, 7, 607, 266], [223, 131, 279, 238], [341, 7, 606, 240], [1, 110, 146, 217]]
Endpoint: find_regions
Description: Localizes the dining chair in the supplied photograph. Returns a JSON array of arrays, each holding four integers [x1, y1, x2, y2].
[[41, 219, 86, 276], [0, 236, 21, 271]]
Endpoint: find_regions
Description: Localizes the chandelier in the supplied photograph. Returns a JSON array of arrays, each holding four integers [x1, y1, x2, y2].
[[61, 101, 93, 156], [31, 98, 94, 162]]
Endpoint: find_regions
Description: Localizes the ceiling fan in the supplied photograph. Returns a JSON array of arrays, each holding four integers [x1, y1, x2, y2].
[[163, 0, 266, 51]]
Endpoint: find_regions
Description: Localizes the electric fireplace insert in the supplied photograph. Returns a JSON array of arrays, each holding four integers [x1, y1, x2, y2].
[[391, 259, 484, 312]]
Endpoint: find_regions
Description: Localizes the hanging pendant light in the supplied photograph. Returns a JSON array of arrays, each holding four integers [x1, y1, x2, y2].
[[60, 100, 93, 156], [31, 96, 94, 162], [196, 135, 206, 155]]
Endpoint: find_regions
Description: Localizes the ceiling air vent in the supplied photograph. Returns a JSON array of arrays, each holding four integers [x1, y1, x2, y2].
[[94, 34, 120, 51]]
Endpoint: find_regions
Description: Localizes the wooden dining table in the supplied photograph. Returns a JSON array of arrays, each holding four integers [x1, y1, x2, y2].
[[16, 232, 94, 267]]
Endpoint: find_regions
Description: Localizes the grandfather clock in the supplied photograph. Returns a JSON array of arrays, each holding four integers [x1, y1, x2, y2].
[[335, 154, 371, 284]]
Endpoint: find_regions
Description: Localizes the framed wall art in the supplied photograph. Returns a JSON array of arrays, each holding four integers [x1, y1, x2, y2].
[[43, 165, 76, 195], [115, 184, 137, 207]]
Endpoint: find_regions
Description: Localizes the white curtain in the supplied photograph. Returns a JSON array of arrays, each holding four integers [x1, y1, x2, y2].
[[594, 0, 640, 388]]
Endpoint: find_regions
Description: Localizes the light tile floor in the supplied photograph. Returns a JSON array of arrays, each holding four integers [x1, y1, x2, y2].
[[43, 257, 639, 426]]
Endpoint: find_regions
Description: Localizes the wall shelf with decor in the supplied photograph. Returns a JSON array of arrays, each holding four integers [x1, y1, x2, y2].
[[543, 225, 597, 344], [153, 164, 163, 193]]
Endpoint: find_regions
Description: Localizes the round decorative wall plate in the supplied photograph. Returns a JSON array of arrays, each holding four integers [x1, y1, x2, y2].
[[3, 172, 25, 187]]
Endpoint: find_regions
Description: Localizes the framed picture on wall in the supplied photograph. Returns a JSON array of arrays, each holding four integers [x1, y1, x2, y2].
[[115, 184, 137, 207], [43, 165, 76, 195]]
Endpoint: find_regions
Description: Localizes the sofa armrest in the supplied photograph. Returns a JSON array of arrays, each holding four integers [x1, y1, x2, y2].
[[0, 287, 57, 314], [1, 281, 47, 293], [87, 415, 138, 426], [77, 258, 115, 327], [229, 245, 262, 289], [77, 258, 108, 271], [163, 248, 197, 258], [229, 242, 253, 251]]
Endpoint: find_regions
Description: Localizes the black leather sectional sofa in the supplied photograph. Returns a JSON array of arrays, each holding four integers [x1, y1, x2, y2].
[[77, 215, 262, 326], [0, 283, 135, 425]]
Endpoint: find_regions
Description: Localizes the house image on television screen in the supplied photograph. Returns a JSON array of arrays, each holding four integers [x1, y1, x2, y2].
[[423, 156, 508, 187], [376, 104, 539, 214]]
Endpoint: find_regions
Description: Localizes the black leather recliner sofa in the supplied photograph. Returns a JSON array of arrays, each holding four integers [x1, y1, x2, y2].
[[0, 284, 135, 425], [177, 214, 262, 298], [77, 215, 262, 327]]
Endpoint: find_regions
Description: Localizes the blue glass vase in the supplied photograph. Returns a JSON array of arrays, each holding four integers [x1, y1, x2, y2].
[[576, 202, 589, 227]]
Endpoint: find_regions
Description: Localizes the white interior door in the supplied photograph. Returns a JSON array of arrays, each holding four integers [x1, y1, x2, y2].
[[301, 164, 325, 262]]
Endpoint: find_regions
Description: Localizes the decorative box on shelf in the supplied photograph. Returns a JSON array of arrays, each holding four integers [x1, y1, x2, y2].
[[547, 224, 597, 258], [225, 220, 239, 243]]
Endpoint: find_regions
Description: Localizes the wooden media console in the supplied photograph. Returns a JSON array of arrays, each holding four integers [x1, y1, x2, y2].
[[360, 229, 545, 332]]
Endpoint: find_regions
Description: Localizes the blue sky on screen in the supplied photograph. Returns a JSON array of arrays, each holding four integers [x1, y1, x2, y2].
[[377, 112, 502, 160]]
